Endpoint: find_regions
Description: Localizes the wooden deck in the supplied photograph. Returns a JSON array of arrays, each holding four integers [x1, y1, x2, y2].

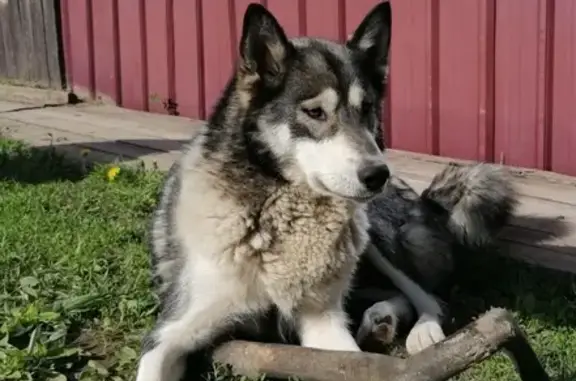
[[1, 99, 575, 274]]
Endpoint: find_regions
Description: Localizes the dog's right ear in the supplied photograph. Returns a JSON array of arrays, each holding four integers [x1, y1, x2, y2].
[[239, 3, 292, 86]]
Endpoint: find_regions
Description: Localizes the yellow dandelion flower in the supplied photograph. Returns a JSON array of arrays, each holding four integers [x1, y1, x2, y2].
[[106, 166, 121, 182]]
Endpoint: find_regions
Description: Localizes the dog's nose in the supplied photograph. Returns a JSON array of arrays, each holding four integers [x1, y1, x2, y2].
[[358, 164, 390, 192]]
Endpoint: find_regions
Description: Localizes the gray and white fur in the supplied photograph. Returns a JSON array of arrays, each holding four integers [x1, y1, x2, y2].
[[353, 163, 518, 354], [136, 2, 395, 380]]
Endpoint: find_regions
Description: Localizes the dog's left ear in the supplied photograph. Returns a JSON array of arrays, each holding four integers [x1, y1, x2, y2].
[[347, 2, 391, 84], [239, 3, 293, 86]]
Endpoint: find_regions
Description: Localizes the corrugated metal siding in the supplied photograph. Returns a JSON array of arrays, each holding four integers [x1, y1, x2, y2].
[[59, 0, 576, 176]]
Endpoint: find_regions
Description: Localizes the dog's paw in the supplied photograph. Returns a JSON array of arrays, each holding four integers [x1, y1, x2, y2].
[[356, 301, 399, 346], [405, 315, 445, 355], [371, 313, 398, 345]]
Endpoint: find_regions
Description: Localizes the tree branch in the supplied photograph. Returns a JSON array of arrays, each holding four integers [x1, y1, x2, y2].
[[211, 308, 549, 381]]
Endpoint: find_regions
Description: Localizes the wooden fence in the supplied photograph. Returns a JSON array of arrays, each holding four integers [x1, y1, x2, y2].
[[0, 0, 64, 89]]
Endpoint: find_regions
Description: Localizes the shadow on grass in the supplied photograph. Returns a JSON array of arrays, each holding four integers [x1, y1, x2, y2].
[[0, 137, 190, 184], [554, 372, 576, 381], [0, 140, 87, 183], [448, 215, 576, 326]]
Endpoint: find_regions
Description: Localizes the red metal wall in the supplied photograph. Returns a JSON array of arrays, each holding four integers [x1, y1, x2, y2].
[[60, 0, 576, 176]]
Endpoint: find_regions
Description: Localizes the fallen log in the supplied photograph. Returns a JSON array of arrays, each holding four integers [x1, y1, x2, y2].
[[212, 308, 549, 381]]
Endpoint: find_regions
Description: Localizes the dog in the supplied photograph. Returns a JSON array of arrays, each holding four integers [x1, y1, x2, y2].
[[351, 163, 518, 354], [136, 2, 395, 380]]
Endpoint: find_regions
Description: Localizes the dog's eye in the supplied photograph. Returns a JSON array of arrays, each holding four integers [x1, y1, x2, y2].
[[361, 101, 373, 115], [302, 107, 327, 121]]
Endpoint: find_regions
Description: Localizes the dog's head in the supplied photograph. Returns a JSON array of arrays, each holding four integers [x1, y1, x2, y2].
[[237, 2, 391, 202]]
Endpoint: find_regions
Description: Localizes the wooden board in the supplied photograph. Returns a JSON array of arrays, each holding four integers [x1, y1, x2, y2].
[[385, 150, 576, 274], [0, 0, 63, 89]]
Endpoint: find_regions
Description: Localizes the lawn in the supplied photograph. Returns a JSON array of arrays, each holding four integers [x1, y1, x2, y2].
[[0, 137, 575, 381]]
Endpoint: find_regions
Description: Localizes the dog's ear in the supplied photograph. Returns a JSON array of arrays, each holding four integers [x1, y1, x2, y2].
[[347, 2, 391, 84], [239, 3, 292, 86]]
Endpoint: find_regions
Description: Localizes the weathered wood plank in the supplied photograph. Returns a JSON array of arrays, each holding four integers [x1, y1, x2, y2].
[[10, 0, 33, 83], [0, 0, 63, 88], [0, 5, 7, 77], [3, 106, 195, 143], [1, 119, 156, 159], [0, 100, 31, 112], [387, 150, 576, 203], [0, 84, 68, 105], [42, 0, 64, 88], [29, 0, 50, 86], [0, 1, 18, 79], [503, 241, 576, 275], [401, 175, 576, 243], [0, 117, 178, 170]]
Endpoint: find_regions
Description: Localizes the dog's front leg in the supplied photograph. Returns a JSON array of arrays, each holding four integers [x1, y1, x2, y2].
[[136, 263, 262, 381], [136, 298, 248, 381], [365, 244, 446, 354], [297, 302, 360, 352]]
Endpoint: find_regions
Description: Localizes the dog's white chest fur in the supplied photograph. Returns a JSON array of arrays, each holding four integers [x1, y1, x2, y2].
[[177, 167, 369, 316]]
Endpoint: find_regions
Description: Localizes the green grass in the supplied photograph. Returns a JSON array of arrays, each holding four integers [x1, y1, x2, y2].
[[0, 137, 575, 380]]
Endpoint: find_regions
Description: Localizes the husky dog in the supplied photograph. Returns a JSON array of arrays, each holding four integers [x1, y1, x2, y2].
[[353, 163, 518, 354], [136, 2, 395, 380]]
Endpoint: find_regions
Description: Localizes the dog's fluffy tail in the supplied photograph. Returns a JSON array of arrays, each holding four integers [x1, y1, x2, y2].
[[421, 162, 519, 248]]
